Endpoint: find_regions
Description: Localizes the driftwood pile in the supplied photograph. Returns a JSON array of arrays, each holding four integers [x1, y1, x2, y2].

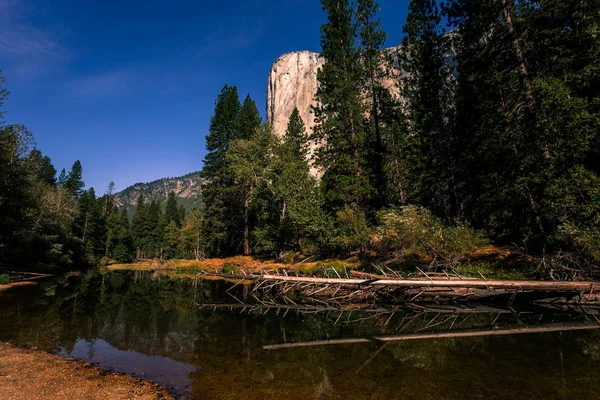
[[196, 267, 600, 349], [199, 267, 600, 307]]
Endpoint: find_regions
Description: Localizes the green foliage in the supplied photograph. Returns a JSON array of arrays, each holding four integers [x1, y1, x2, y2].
[[179, 209, 205, 260], [330, 205, 370, 255], [402, 0, 457, 219], [371, 206, 487, 268], [454, 262, 527, 281], [63, 160, 85, 198], [238, 94, 262, 140], [221, 263, 239, 274], [163, 220, 181, 259], [314, 0, 373, 212], [164, 191, 182, 228], [201, 85, 262, 256], [442, 0, 600, 245], [555, 223, 600, 264], [0, 273, 11, 284], [27, 149, 57, 186], [278, 251, 299, 265], [0, 70, 8, 124]]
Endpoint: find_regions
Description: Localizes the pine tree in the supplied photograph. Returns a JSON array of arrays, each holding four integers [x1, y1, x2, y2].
[[105, 206, 122, 257], [57, 168, 67, 186], [131, 194, 147, 259], [200, 85, 242, 256], [76, 187, 102, 261], [164, 191, 182, 227], [163, 220, 180, 259], [518, 0, 600, 244], [402, 0, 457, 220], [237, 94, 262, 140], [27, 149, 57, 186], [283, 108, 309, 156], [104, 181, 115, 216], [227, 124, 277, 255], [314, 0, 373, 212], [64, 160, 85, 198], [147, 199, 164, 258], [271, 109, 328, 253], [106, 207, 133, 262], [356, 0, 389, 210], [0, 124, 35, 263], [0, 70, 8, 125]]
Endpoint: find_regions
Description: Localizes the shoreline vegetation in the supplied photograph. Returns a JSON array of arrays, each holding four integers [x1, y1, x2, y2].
[[0, 342, 174, 400], [103, 244, 535, 281]]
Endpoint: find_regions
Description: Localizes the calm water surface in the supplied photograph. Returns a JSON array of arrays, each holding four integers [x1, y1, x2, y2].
[[1, 270, 600, 400]]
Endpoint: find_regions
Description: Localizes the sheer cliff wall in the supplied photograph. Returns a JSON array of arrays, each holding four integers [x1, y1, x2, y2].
[[266, 47, 403, 138]]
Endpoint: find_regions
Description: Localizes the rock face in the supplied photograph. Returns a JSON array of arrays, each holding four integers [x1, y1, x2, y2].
[[266, 50, 324, 138], [266, 47, 403, 138]]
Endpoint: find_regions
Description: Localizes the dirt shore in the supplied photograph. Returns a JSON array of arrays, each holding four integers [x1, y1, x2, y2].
[[0, 342, 174, 400]]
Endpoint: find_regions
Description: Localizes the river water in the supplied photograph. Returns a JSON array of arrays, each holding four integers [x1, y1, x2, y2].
[[1, 270, 599, 399]]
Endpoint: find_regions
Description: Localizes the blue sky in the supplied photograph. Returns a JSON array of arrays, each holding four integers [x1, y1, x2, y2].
[[0, 0, 409, 193]]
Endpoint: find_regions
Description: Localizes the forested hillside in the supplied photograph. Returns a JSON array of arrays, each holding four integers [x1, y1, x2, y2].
[[113, 171, 203, 214]]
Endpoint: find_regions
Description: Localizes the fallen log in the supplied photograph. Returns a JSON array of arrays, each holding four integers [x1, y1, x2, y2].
[[260, 274, 598, 292]]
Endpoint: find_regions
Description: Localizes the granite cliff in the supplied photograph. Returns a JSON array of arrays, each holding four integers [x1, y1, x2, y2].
[[266, 47, 404, 138]]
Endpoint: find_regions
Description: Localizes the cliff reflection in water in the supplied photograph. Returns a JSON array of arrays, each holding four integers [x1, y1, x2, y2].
[[1, 270, 600, 400]]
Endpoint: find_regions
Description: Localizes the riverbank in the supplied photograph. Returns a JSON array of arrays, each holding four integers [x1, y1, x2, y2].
[[105, 255, 361, 275], [104, 245, 532, 280], [0, 342, 174, 400]]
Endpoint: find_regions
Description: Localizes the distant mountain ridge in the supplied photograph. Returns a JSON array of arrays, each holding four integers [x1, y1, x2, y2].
[[113, 171, 203, 211]]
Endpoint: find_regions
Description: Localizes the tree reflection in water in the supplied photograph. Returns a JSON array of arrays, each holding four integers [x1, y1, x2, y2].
[[1, 270, 600, 400]]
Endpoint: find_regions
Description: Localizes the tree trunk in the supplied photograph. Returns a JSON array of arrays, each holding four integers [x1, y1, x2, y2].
[[502, 0, 545, 234], [82, 212, 88, 243], [280, 200, 286, 222], [243, 196, 250, 255], [502, 0, 537, 112], [394, 158, 405, 204]]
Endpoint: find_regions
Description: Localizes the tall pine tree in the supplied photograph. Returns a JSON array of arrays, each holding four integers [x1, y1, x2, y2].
[[313, 0, 373, 213], [356, 0, 389, 210], [200, 85, 242, 256], [402, 0, 457, 220]]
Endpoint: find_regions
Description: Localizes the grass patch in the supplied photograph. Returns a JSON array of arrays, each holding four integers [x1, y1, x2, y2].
[[222, 263, 240, 274], [454, 262, 528, 280], [0, 274, 11, 284], [295, 261, 358, 277]]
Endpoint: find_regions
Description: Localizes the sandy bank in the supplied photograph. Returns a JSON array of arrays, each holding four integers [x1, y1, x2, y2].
[[0, 342, 174, 400]]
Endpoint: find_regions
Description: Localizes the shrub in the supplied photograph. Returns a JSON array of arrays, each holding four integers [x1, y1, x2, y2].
[[222, 263, 239, 274], [555, 222, 600, 262], [330, 204, 370, 254], [0, 274, 11, 284], [278, 251, 298, 265], [371, 206, 488, 268]]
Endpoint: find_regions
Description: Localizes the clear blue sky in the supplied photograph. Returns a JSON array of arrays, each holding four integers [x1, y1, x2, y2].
[[1, 0, 409, 193]]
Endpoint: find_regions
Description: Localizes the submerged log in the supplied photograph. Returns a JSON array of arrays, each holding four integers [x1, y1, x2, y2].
[[374, 322, 600, 342], [263, 338, 371, 350], [263, 322, 600, 350]]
